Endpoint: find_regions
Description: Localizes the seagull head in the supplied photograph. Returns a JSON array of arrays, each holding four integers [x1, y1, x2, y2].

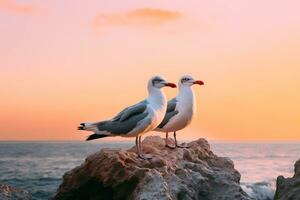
[[179, 75, 204, 87], [149, 76, 177, 89]]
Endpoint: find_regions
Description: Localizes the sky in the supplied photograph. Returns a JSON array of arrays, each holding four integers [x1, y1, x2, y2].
[[0, 0, 300, 141]]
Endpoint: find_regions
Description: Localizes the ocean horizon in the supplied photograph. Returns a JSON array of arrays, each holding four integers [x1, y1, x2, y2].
[[2, 139, 300, 143], [0, 140, 299, 200]]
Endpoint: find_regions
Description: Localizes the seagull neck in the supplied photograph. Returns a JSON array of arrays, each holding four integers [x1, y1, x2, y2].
[[177, 85, 196, 115], [147, 87, 167, 108], [179, 85, 194, 96], [178, 85, 195, 102]]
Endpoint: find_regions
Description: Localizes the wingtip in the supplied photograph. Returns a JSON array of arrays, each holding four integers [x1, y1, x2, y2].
[[86, 134, 108, 141], [86, 134, 96, 141]]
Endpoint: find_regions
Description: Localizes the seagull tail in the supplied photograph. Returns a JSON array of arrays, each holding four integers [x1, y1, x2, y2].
[[78, 122, 97, 132], [79, 122, 110, 140]]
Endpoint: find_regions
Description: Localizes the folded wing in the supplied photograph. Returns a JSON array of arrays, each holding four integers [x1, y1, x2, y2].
[[157, 98, 179, 129], [96, 100, 150, 135]]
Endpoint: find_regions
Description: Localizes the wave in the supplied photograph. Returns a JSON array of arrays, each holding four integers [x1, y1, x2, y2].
[[241, 182, 275, 200]]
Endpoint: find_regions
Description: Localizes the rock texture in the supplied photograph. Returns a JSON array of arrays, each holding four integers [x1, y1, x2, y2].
[[0, 184, 31, 200], [53, 136, 252, 200], [274, 159, 300, 200]]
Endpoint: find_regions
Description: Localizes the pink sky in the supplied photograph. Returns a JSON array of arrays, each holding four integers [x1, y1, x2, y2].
[[0, 0, 300, 141]]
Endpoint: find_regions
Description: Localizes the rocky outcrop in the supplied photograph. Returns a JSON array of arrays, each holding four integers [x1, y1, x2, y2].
[[274, 159, 300, 200], [0, 184, 31, 200], [53, 136, 252, 200]]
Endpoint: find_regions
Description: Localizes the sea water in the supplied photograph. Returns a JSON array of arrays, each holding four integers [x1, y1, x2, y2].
[[211, 142, 300, 200], [0, 141, 299, 200]]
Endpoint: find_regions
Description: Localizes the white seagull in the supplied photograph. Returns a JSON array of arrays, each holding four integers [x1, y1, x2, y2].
[[78, 76, 176, 159], [155, 75, 204, 148]]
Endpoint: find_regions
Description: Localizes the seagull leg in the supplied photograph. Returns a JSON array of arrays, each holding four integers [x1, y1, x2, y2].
[[136, 136, 140, 155], [174, 131, 189, 148], [139, 136, 142, 152], [138, 136, 153, 160], [137, 136, 146, 159], [165, 132, 175, 149]]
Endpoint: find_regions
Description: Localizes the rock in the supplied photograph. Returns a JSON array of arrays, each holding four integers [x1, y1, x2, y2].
[[274, 159, 300, 200], [53, 136, 253, 200], [0, 184, 31, 200]]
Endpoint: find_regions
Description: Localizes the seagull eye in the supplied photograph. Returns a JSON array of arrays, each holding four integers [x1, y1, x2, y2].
[[152, 78, 164, 86]]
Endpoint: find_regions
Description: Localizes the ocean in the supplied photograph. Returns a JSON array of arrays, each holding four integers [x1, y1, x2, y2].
[[0, 141, 299, 200]]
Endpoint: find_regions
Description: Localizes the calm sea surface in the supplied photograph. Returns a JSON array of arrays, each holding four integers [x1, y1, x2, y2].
[[0, 141, 299, 200]]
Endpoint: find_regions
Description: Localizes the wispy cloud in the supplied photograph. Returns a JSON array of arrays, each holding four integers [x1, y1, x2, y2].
[[0, 0, 36, 15], [93, 8, 183, 32]]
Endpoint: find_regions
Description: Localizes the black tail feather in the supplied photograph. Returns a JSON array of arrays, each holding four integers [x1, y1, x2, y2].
[[78, 123, 85, 130], [86, 134, 108, 141]]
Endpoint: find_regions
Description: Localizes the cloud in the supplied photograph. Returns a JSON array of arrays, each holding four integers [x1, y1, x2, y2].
[[93, 8, 183, 32], [0, 0, 36, 15]]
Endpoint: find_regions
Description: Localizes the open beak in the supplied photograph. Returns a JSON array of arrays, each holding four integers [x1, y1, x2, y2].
[[164, 82, 177, 88], [193, 80, 204, 85]]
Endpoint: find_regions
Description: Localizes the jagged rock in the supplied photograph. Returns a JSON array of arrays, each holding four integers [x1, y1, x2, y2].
[[53, 136, 253, 200], [274, 159, 300, 200], [0, 184, 31, 200]]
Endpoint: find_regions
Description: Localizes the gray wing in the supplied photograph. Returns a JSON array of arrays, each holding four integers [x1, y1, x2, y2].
[[157, 98, 179, 129], [96, 100, 149, 135], [112, 100, 148, 122]]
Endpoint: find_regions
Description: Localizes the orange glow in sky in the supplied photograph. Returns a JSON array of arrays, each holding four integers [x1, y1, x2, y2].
[[0, 0, 300, 141]]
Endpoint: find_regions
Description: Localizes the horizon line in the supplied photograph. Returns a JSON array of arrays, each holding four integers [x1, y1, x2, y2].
[[1, 139, 300, 143]]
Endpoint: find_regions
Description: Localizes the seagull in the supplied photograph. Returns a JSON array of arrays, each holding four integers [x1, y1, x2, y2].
[[78, 76, 176, 159], [155, 75, 204, 148]]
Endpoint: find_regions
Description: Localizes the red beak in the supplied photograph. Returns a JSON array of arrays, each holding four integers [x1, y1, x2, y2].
[[164, 82, 177, 88], [194, 80, 204, 85]]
